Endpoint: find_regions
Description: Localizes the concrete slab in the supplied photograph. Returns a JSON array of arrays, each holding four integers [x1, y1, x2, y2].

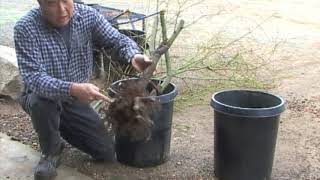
[[0, 133, 93, 180]]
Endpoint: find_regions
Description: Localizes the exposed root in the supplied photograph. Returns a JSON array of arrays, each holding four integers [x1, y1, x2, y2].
[[105, 79, 161, 141]]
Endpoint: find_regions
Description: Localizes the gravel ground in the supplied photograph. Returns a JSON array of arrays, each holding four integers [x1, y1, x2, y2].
[[0, 96, 216, 180], [1, 91, 320, 179]]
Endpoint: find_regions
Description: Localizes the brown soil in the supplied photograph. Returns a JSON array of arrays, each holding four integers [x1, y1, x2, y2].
[[106, 78, 161, 141]]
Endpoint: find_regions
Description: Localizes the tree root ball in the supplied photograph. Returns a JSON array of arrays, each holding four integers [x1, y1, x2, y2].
[[105, 79, 161, 141]]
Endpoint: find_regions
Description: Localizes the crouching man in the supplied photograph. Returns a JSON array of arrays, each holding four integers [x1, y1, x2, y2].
[[14, 0, 151, 179]]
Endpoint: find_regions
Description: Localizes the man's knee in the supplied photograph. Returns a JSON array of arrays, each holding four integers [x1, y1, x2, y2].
[[28, 94, 62, 132]]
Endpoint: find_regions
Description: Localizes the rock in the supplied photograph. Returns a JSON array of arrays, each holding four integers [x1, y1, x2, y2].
[[0, 45, 23, 99]]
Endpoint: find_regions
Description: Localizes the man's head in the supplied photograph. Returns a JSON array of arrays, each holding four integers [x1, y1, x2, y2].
[[38, 0, 74, 27]]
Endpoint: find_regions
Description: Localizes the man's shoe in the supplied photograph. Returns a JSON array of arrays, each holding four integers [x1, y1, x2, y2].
[[34, 143, 64, 180]]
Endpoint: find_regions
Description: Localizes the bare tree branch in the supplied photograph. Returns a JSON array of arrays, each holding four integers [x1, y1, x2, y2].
[[143, 13, 185, 81]]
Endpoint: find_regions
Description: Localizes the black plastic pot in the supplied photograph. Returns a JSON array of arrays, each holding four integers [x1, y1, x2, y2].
[[109, 79, 177, 167], [210, 90, 285, 180]]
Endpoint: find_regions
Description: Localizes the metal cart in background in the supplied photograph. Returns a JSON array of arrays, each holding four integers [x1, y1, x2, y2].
[[75, 1, 159, 83]]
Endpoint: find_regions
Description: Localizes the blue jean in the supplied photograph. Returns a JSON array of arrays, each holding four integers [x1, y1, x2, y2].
[[19, 93, 115, 161]]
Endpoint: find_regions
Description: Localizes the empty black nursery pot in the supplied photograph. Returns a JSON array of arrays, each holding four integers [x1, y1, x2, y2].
[[210, 89, 285, 180]]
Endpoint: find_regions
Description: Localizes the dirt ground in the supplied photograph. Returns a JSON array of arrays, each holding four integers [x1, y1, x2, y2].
[[1, 0, 320, 179]]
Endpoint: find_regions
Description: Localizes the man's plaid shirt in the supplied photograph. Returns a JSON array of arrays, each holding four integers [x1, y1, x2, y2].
[[14, 4, 141, 99]]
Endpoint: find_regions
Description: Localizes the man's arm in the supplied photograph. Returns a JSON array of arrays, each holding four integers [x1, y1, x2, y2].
[[92, 11, 142, 64], [14, 25, 112, 102], [14, 26, 72, 98]]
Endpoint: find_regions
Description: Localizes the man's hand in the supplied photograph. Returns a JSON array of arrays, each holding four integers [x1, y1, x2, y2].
[[131, 54, 152, 72], [70, 83, 113, 103]]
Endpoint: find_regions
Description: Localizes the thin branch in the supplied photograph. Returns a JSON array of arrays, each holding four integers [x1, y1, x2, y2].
[[222, 15, 275, 49], [143, 15, 185, 80], [150, 0, 160, 51], [184, 11, 224, 28], [174, 75, 235, 82], [159, 11, 173, 91]]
